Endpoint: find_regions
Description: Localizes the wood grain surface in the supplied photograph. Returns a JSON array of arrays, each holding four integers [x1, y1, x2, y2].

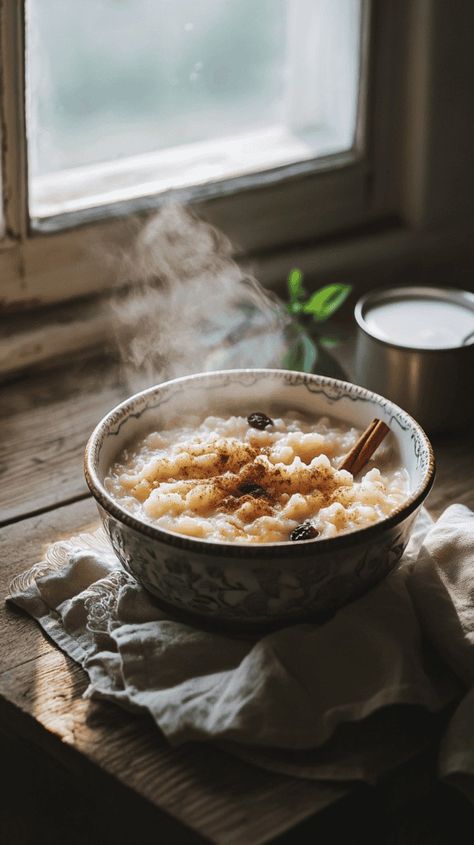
[[0, 359, 126, 525], [428, 427, 474, 518], [1, 357, 473, 844]]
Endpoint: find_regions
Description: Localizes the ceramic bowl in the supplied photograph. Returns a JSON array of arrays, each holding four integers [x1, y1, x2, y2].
[[84, 369, 434, 630]]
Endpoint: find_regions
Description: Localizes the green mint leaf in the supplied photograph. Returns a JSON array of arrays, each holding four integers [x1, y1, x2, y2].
[[299, 333, 318, 371], [287, 301, 303, 315], [282, 332, 317, 373], [318, 335, 341, 349], [302, 284, 352, 322], [288, 268, 304, 304]]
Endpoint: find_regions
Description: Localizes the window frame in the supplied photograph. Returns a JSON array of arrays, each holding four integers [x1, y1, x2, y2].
[[1, 0, 408, 307]]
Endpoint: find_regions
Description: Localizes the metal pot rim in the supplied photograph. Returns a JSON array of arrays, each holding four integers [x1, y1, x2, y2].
[[355, 286, 474, 353]]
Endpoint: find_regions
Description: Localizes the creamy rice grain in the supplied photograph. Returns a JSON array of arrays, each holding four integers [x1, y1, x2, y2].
[[105, 413, 409, 543]]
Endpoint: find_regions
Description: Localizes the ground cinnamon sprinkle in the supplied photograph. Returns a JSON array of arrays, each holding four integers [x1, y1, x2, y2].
[[107, 413, 409, 543], [149, 440, 341, 520]]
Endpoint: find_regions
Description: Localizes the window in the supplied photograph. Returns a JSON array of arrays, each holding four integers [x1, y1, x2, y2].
[[0, 0, 406, 306], [28, 0, 362, 220]]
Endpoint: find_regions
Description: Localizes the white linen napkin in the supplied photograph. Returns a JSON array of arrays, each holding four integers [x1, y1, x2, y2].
[[7, 505, 474, 793], [408, 505, 474, 800]]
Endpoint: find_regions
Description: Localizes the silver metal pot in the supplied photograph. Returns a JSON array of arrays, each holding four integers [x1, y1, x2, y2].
[[354, 286, 474, 433]]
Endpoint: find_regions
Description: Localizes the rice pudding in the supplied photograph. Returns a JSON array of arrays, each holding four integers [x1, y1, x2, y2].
[[105, 412, 409, 544]]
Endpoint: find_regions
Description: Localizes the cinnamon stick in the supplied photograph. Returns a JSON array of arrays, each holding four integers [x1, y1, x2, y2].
[[340, 418, 390, 476]]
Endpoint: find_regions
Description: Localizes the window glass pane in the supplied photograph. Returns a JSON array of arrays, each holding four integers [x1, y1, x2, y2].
[[26, 0, 362, 218]]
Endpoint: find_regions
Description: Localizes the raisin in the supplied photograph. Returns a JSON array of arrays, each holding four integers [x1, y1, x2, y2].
[[290, 522, 320, 542], [247, 412, 274, 430], [237, 482, 267, 498]]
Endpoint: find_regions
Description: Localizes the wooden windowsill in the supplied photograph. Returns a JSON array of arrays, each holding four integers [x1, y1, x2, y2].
[[2, 216, 473, 381]]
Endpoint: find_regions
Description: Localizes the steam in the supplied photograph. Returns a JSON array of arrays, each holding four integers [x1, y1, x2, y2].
[[110, 205, 292, 393]]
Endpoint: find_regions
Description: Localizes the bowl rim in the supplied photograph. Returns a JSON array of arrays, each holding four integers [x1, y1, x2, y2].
[[84, 368, 435, 559]]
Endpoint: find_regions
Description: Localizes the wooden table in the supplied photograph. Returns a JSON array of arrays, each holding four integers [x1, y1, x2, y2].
[[1, 357, 473, 844]]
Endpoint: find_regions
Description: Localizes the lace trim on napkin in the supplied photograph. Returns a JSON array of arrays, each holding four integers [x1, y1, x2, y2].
[[9, 527, 135, 634]]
